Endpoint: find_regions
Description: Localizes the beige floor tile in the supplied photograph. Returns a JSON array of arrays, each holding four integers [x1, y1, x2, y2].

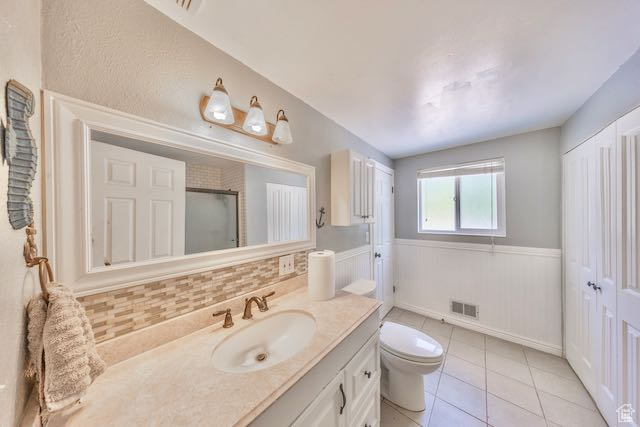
[[428, 398, 486, 427], [397, 310, 427, 329], [448, 339, 486, 367], [385, 307, 405, 321], [530, 367, 596, 410], [421, 317, 454, 338], [486, 351, 533, 386], [487, 394, 546, 427], [451, 327, 486, 350], [436, 374, 487, 420], [386, 392, 436, 426], [381, 401, 423, 427], [443, 354, 486, 390], [485, 336, 527, 364], [423, 369, 442, 394], [523, 348, 579, 381], [538, 391, 606, 427], [486, 371, 543, 416]]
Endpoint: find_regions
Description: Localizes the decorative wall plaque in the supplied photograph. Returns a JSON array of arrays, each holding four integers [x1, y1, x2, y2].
[[3, 80, 37, 229]]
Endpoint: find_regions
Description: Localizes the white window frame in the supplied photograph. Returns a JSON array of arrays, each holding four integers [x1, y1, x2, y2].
[[416, 158, 506, 237]]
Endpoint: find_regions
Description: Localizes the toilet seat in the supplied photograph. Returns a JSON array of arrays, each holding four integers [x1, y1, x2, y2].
[[380, 322, 443, 363]]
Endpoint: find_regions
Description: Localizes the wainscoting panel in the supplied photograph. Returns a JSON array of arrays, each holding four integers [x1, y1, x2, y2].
[[335, 245, 372, 289], [394, 239, 562, 354]]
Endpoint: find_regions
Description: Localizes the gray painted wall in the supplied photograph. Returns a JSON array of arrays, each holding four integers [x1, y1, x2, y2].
[[395, 127, 562, 249], [561, 47, 640, 153], [1, 1, 41, 424], [244, 164, 308, 246], [41, 0, 391, 253]]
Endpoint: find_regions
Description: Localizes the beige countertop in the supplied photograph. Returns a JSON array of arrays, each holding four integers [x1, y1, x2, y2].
[[47, 284, 380, 427]]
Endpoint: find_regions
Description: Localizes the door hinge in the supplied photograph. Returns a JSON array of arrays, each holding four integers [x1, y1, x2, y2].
[[391, 186, 394, 194], [393, 285, 396, 293]]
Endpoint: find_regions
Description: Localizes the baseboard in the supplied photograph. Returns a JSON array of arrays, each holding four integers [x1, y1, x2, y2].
[[395, 301, 563, 356]]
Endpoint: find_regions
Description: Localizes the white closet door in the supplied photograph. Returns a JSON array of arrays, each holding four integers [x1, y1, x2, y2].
[[617, 107, 640, 427], [594, 124, 618, 426], [91, 141, 185, 267], [574, 138, 599, 392], [564, 150, 581, 366]]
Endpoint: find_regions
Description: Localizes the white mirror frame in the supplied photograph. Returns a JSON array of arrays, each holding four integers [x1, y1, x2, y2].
[[43, 92, 316, 294]]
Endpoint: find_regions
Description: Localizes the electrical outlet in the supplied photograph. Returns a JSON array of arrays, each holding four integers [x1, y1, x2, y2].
[[279, 254, 295, 276]]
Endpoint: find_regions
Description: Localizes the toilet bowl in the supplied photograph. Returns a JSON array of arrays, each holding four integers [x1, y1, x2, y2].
[[341, 280, 444, 412], [379, 321, 443, 411]]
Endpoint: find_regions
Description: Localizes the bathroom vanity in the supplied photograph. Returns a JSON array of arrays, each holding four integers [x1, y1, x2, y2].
[[43, 283, 380, 427]]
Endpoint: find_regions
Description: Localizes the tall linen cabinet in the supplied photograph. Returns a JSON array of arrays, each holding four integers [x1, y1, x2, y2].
[[563, 106, 640, 426]]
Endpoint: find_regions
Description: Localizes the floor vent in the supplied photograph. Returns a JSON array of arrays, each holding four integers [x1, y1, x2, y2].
[[450, 300, 479, 319]]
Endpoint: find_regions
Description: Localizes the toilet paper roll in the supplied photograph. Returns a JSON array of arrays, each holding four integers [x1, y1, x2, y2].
[[307, 250, 336, 301]]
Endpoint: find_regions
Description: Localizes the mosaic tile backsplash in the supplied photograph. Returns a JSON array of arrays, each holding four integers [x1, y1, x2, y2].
[[79, 251, 308, 342]]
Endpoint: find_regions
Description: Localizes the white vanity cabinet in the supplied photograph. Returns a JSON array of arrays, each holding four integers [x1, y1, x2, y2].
[[331, 150, 375, 225], [293, 333, 380, 427]]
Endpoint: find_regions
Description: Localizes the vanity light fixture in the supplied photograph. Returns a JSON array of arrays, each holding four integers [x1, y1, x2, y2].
[[203, 77, 235, 124], [242, 96, 268, 136], [272, 109, 293, 144]]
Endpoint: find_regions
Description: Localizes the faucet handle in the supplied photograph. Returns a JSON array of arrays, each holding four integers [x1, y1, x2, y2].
[[213, 308, 234, 328], [260, 291, 276, 311]]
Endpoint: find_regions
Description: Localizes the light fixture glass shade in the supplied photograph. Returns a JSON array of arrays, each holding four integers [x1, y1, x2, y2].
[[242, 96, 268, 136], [272, 109, 293, 144], [204, 78, 235, 124]]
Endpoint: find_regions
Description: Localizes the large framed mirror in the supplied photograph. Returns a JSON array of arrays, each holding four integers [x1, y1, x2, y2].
[[43, 92, 315, 293]]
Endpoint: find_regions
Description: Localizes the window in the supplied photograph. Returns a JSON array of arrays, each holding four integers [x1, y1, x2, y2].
[[417, 158, 505, 236]]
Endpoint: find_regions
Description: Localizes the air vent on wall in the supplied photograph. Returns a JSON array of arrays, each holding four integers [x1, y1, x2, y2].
[[175, 0, 202, 14], [451, 300, 479, 320]]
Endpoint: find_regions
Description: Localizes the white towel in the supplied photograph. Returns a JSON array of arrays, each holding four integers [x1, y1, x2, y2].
[[26, 282, 106, 421]]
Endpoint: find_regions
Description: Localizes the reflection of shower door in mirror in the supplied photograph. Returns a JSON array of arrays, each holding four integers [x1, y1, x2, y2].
[[185, 189, 239, 254], [90, 141, 186, 268]]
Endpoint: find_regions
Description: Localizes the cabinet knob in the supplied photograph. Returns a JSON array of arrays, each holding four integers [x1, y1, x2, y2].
[[374, 252, 381, 258], [587, 281, 595, 289], [364, 370, 372, 378]]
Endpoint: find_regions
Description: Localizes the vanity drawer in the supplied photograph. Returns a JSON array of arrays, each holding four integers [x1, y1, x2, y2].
[[345, 332, 379, 422], [349, 383, 380, 427]]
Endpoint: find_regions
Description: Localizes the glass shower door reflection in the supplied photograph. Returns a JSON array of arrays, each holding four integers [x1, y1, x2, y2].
[[185, 189, 238, 254]]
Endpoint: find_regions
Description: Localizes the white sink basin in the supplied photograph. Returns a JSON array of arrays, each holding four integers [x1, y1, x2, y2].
[[212, 310, 316, 373]]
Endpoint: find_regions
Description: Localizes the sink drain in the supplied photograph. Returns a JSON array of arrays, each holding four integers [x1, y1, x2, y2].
[[255, 352, 268, 362]]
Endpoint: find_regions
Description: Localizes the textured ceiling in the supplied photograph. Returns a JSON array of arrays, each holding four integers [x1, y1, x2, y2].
[[147, 0, 640, 158]]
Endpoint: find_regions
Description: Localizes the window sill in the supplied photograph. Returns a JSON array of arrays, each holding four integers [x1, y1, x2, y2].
[[417, 230, 506, 238]]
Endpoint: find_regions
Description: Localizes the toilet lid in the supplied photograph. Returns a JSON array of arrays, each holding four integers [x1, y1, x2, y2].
[[380, 322, 443, 363], [342, 279, 376, 296]]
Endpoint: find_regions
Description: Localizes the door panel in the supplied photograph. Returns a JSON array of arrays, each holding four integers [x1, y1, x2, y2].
[[618, 108, 640, 427], [374, 165, 394, 318], [564, 137, 598, 392], [594, 124, 618, 425], [91, 141, 185, 268]]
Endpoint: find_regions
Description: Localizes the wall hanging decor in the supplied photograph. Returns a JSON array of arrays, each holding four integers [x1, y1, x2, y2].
[[3, 80, 37, 229]]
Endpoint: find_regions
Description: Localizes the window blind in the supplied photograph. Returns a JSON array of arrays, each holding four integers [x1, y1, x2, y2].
[[417, 158, 505, 179]]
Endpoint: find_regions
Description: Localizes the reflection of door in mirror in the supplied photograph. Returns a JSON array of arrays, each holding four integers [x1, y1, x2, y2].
[[90, 141, 186, 268], [266, 183, 308, 243], [185, 189, 238, 253]]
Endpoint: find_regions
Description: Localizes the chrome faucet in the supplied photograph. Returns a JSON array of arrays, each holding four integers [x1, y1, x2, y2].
[[242, 291, 276, 319]]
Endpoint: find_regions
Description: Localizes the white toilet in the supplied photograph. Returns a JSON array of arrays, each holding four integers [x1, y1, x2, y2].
[[342, 279, 444, 412]]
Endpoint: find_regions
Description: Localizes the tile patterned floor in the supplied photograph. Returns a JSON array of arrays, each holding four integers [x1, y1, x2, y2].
[[380, 308, 608, 427]]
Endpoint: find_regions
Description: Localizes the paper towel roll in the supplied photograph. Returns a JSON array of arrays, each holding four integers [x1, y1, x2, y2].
[[307, 250, 336, 300]]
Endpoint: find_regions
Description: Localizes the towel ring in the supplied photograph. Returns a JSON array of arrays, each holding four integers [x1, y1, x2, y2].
[[23, 223, 54, 303]]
